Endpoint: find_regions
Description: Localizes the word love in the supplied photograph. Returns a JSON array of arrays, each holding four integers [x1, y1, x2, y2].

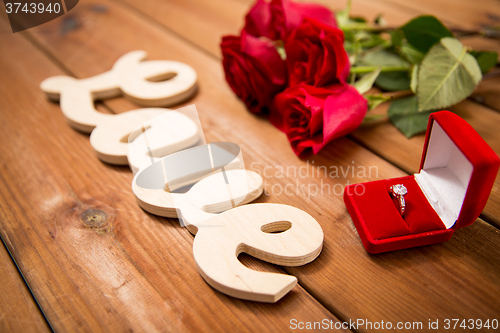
[[41, 52, 324, 303], [41, 50, 200, 172]]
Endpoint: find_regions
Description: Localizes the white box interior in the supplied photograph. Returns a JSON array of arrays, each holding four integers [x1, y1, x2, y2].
[[414, 122, 473, 228]]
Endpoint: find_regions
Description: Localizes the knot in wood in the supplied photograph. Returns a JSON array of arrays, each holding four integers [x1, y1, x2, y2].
[[80, 209, 108, 228]]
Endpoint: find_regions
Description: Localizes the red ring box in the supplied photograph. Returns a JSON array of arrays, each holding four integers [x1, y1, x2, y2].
[[344, 111, 500, 253]]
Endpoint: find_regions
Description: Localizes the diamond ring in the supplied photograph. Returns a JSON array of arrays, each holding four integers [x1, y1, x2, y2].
[[389, 184, 407, 216]]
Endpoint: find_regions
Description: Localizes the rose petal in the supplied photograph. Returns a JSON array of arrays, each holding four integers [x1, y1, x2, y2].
[[244, 0, 275, 39], [312, 85, 368, 153], [272, 0, 337, 39], [282, 0, 337, 29], [221, 33, 286, 114], [285, 18, 349, 87], [244, 0, 338, 40]]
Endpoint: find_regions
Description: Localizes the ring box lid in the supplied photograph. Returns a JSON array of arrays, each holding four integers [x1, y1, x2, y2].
[[416, 111, 500, 230]]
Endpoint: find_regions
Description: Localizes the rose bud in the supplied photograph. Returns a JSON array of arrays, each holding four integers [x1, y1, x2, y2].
[[270, 83, 367, 156], [221, 31, 286, 113], [244, 0, 337, 40], [285, 17, 350, 87]]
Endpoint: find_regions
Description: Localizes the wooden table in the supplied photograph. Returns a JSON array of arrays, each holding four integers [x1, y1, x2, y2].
[[1, 0, 499, 331]]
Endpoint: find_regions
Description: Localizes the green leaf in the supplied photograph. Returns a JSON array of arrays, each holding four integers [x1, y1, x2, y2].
[[410, 65, 419, 93], [344, 42, 355, 55], [470, 50, 498, 74], [400, 45, 425, 64], [390, 29, 404, 48], [357, 50, 411, 90], [366, 94, 391, 110], [360, 38, 388, 50], [376, 72, 411, 91], [354, 67, 381, 94], [400, 15, 454, 53], [343, 29, 356, 43], [359, 49, 410, 67], [418, 37, 482, 111], [354, 30, 372, 42], [335, 0, 351, 28], [351, 16, 367, 23], [388, 96, 434, 138], [355, 31, 388, 49]]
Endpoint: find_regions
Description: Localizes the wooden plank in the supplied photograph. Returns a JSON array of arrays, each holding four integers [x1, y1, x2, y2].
[[286, 217, 500, 327], [378, 0, 500, 30], [119, 0, 500, 223], [19, 0, 500, 330], [458, 36, 500, 55], [120, 0, 248, 59], [0, 241, 51, 333], [0, 11, 344, 333], [473, 77, 500, 115]]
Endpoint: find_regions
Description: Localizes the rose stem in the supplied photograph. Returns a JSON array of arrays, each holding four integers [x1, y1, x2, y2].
[[350, 66, 409, 74]]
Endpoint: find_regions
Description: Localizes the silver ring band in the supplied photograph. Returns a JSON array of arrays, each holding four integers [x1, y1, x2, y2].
[[389, 184, 407, 217]]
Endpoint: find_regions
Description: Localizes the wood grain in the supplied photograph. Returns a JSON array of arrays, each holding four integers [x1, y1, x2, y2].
[[0, 10, 344, 333], [11, 0, 500, 330], [0, 242, 50, 333], [120, 0, 248, 59], [473, 77, 500, 115], [134, 168, 323, 302], [379, 0, 500, 30]]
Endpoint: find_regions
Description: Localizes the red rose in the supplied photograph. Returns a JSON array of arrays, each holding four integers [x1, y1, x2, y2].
[[271, 0, 338, 39], [285, 18, 350, 87], [222, 0, 366, 157], [221, 31, 286, 113], [244, 0, 337, 40], [244, 0, 276, 40], [270, 84, 368, 156]]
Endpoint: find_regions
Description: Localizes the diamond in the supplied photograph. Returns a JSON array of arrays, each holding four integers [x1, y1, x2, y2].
[[392, 184, 407, 195]]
